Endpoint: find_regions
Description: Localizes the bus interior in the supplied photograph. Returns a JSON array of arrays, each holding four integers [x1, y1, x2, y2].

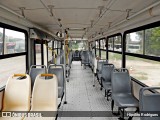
[[0, 0, 160, 120]]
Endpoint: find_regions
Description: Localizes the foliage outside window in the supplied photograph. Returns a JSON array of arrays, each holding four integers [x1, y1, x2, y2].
[[69, 40, 87, 51], [145, 27, 160, 56]]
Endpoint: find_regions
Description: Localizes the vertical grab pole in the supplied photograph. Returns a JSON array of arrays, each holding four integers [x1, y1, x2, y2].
[[64, 29, 67, 104]]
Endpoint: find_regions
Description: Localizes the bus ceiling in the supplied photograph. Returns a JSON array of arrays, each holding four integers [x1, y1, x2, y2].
[[0, 0, 160, 41]]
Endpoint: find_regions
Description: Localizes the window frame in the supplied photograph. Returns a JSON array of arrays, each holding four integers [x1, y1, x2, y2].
[[0, 22, 28, 72], [123, 21, 160, 87], [107, 33, 123, 67]]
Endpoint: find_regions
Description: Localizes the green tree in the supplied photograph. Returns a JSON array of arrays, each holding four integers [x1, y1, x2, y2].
[[146, 27, 160, 56]]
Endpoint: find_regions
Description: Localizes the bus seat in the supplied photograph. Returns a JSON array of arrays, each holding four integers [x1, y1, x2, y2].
[[29, 65, 47, 91], [101, 64, 114, 100], [96, 60, 108, 84], [1, 74, 31, 120], [111, 69, 139, 119], [81, 51, 89, 68], [48, 65, 64, 99], [139, 87, 160, 120], [25, 74, 58, 120]]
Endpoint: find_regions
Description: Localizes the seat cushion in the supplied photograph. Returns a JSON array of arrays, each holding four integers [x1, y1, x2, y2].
[[102, 82, 111, 90], [113, 94, 139, 108]]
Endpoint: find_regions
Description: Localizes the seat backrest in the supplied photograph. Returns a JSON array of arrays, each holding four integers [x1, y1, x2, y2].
[[111, 69, 132, 95], [139, 87, 160, 120], [81, 51, 89, 62], [48, 65, 64, 89], [88, 51, 92, 63], [97, 60, 108, 73], [31, 74, 58, 111], [101, 64, 114, 83], [74, 50, 80, 57], [29, 65, 47, 90], [3, 74, 31, 111]]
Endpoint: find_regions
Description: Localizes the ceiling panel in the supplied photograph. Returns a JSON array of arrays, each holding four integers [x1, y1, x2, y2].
[[110, 0, 159, 12], [0, 0, 159, 39]]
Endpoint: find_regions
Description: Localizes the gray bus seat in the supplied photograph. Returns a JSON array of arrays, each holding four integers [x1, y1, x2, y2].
[[48, 64, 64, 100], [73, 50, 80, 61], [96, 60, 108, 84], [2, 74, 31, 119], [29, 65, 47, 91], [101, 64, 114, 100], [81, 51, 89, 69], [111, 68, 139, 119], [25, 74, 57, 120], [139, 87, 160, 120], [88, 51, 92, 67]]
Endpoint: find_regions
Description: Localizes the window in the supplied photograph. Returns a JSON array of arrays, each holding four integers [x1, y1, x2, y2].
[[145, 27, 160, 56], [126, 31, 144, 54], [4, 29, 25, 54], [0, 24, 27, 87], [96, 41, 99, 49], [114, 36, 121, 51], [101, 50, 106, 59], [96, 49, 100, 57], [70, 40, 87, 51], [100, 39, 106, 49], [126, 56, 160, 87], [0, 56, 26, 87], [35, 44, 41, 65], [0, 28, 3, 55], [108, 38, 113, 50], [108, 52, 122, 68], [57, 41, 61, 48], [48, 41, 53, 61]]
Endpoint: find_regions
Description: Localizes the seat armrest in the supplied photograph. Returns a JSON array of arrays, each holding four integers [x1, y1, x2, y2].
[[101, 77, 105, 81]]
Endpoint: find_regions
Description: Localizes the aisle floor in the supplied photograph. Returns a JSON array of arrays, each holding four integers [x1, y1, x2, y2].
[[58, 61, 140, 120]]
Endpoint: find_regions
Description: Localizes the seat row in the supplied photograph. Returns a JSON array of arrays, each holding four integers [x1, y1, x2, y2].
[[29, 64, 64, 101], [88, 51, 160, 120], [51, 50, 72, 78], [1, 73, 57, 120]]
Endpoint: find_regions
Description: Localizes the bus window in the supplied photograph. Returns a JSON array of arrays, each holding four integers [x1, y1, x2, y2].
[[0, 28, 3, 55], [114, 36, 121, 51], [126, 31, 143, 54], [4, 29, 25, 54], [35, 44, 42, 65], [108, 38, 113, 50], [126, 56, 160, 87]]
